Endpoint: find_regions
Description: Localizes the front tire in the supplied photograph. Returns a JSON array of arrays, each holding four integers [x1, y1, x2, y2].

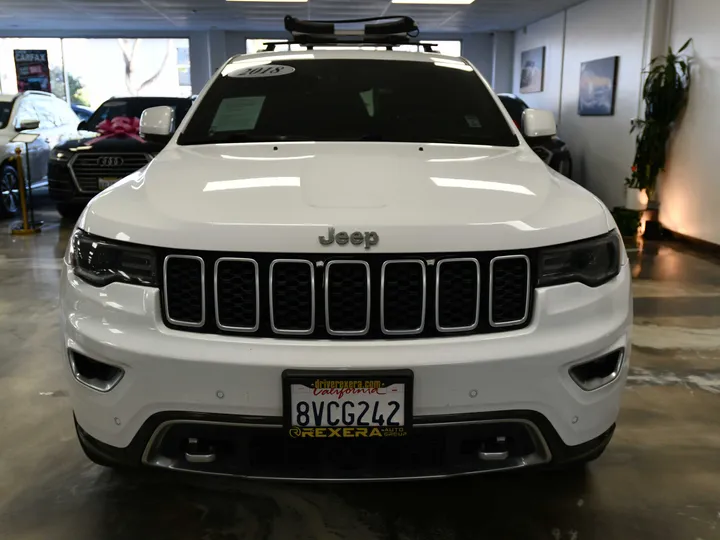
[[557, 156, 573, 179], [0, 163, 20, 217], [56, 203, 84, 221]]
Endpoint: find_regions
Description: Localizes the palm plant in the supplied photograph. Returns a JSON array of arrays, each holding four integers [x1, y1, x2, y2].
[[626, 39, 693, 200]]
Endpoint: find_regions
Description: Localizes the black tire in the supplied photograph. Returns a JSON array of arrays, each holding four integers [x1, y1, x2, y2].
[[557, 156, 573, 179], [56, 203, 84, 221], [0, 163, 21, 218]]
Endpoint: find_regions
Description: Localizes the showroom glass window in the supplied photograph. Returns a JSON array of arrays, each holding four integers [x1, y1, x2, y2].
[[178, 59, 517, 147], [0, 38, 191, 109]]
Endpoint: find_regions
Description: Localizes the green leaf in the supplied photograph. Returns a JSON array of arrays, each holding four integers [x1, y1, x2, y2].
[[678, 38, 692, 53]]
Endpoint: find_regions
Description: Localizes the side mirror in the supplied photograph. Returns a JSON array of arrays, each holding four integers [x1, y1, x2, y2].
[[522, 109, 557, 138], [140, 106, 175, 139], [77, 121, 88, 131], [17, 119, 40, 132]]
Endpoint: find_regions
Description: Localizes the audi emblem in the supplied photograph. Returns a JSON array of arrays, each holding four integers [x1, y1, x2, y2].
[[97, 156, 124, 167]]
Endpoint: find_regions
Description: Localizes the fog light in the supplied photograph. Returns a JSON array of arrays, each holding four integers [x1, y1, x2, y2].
[[69, 350, 124, 392], [569, 349, 624, 391]]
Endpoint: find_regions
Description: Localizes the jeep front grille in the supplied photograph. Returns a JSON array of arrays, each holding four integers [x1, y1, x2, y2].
[[69, 153, 152, 193], [161, 252, 534, 339]]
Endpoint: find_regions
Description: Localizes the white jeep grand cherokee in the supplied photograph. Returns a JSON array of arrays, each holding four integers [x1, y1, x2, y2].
[[61, 43, 631, 480]]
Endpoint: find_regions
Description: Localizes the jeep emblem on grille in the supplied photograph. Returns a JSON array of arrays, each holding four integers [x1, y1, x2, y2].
[[98, 156, 123, 167], [319, 227, 379, 250]]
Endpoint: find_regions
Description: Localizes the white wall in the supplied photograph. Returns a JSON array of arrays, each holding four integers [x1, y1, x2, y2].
[[659, 0, 720, 244], [512, 0, 648, 208], [559, 0, 648, 207], [460, 33, 494, 81], [513, 11, 565, 119], [492, 32, 515, 93]]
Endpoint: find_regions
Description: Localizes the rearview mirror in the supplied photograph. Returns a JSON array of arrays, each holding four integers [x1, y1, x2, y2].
[[77, 121, 88, 131], [522, 109, 557, 138], [140, 106, 175, 139], [17, 119, 40, 132]]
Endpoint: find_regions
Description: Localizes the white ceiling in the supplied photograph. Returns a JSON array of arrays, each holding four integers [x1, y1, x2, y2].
[[0, 0, 586, 33]]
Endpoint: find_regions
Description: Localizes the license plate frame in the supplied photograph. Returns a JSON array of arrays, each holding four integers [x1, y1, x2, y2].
[[98, 177, 120, 190], [282, 369, 414, 439]]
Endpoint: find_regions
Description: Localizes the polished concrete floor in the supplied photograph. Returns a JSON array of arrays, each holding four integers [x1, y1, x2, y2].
[[2, 198, 720, 540]]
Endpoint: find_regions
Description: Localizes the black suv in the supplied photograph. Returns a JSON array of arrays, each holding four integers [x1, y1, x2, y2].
[[497, 93, 572, 179], [48, 96, 193, 218]]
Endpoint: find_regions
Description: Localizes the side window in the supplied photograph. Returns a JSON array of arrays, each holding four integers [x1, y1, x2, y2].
[[13, 99, 39, 129]]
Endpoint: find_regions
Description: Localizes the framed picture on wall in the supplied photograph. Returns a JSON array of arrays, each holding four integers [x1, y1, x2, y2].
[[519, 46, 545, 94], [578, 56, 619, 116]]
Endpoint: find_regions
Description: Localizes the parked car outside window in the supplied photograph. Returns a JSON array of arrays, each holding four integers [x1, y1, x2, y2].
[[71, 104, 94, 122]]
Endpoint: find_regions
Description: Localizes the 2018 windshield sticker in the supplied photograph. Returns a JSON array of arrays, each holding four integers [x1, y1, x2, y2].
[[228, 65, 296, 78]]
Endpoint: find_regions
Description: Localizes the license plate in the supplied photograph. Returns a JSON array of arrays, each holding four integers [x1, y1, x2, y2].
[[283, 370, 413, 439], [98, 177, 119, 190]]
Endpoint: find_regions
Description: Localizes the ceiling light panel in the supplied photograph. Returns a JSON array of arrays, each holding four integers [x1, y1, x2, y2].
[[391, 0, 475, 4]]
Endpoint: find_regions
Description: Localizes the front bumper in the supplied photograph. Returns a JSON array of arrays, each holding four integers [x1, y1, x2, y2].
[[61, 261, 632, 478], [76, 411, 615, 480], [48, 161, 95, 205]]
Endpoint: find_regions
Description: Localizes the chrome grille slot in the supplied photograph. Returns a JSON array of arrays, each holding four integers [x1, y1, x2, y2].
[[69, 153, 151, 193], [325, 261, 370, 336], [490, 255, 530, 327], [436, 258, 480, 332], [163, 255, 205, 327], [214, 258, 259, 332], [269, 260, 315, 335], [381, 260, 426, 335], [160, 252, 533, 338]]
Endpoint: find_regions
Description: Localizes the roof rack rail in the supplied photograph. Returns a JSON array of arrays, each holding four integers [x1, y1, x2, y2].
[[264, 15, 434, 52], [263, 40, 437, 52]]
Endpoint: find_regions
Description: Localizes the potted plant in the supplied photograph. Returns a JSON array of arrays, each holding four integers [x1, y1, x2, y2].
[[626, 38, 693, 238]]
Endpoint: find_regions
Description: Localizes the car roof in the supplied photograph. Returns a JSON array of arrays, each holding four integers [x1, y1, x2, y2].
[[102, 96, 191, 102], [228, 48, 470, 66]]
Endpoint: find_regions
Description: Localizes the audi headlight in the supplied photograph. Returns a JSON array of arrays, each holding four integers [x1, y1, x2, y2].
[[51, 148, 70, 162], [538, 231, 622, 288], [68, 229, 157, 287]]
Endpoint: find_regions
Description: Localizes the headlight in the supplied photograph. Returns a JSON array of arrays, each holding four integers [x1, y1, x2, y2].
[[538, 231, 621, 288], [68, 229, 157, 287], [50, 148, 70, 162]]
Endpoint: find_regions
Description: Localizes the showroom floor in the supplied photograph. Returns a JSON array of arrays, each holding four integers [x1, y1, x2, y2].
[[2, 199, 720, 540]]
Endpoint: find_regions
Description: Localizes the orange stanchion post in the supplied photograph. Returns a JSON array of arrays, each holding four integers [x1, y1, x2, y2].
[[11, 147, 40, 236]]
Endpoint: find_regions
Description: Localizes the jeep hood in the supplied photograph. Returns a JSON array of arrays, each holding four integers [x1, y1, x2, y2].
[[80, 142, 611, 252]]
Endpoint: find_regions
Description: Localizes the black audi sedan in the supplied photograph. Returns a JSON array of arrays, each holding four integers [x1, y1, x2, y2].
[[49, 96, 193, 219], [497, 93, 573, 179]]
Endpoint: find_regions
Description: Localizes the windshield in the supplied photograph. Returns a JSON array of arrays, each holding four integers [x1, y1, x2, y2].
[[85, 98, 192, 131], [0, 102, 13, 129], [178, 59, 518, 147]]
